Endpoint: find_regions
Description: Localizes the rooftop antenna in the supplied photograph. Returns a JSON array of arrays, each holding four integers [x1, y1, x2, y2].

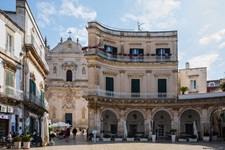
[[137, 22, 144, 31]]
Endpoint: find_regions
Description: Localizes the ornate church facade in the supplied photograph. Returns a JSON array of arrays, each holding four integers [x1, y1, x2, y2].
[[45, 37, 88, 128]]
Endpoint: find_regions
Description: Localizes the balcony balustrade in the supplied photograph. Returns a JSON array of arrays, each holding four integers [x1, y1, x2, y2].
[[0, 85, 23, 101], [25, 35, 49, 70], [82, 89, 177, 100], [25, 92, 46, 109], [93, 49, 177, 62]]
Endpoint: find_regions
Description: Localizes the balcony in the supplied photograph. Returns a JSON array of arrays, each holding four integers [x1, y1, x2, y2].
[[25, 35, 49, 71], [92, 49, 177, 62], [82, 89, 177, 100], [0, 85, 23, 101], [24, 92, 46, 109]]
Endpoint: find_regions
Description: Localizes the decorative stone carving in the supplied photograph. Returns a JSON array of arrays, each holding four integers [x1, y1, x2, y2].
[[30, 72, 36, 81], [62, 89, 75, 110], [61, 62, 77, 71], [39, 81, 44, 89]]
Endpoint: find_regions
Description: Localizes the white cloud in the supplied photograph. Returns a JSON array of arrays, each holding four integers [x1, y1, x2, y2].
[[218, 41, 225, 49], [188, 53, 219, 71], [178, 51, 185, 61], [59, 0, 96, 21], [59, 27, 88, 46], [199, 28, 225, 45], [121, 0, 180, 30], [37, 2, 57, 28]]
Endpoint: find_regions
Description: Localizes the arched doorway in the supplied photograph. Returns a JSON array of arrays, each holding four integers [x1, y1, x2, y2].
[[180, 109, 200, 136], [101, 110, 118, 134], [153, 110, 171, 139], [66, 70, 72, 81], [126, 110, 144, 136], [210, 108, 225, 137]]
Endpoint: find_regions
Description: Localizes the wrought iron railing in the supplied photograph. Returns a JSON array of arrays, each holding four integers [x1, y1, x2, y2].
[[94, 49, 177, 62], [82, 89, 177, 100]]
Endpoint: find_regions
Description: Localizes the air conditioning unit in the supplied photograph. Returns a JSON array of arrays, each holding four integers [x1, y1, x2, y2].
[[0, 105, 7, 112], [7, 106, 13, 113]]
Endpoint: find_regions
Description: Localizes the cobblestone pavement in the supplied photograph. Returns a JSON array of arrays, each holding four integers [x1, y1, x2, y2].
[[4, 132, 225, 150]]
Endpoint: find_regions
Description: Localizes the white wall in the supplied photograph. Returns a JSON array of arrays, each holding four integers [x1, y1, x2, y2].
[[14, 32, 22, 58], [0, 19, 6, 49], [0, 58, 4, 92], [15, 69, 21, 90]]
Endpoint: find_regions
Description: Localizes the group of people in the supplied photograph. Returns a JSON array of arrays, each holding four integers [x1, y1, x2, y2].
[[64, 127, 78, 142]]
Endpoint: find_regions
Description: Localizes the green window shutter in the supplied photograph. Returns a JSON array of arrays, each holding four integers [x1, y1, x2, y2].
[[6, 71, 10, 86], [41, 91, 44, 102]]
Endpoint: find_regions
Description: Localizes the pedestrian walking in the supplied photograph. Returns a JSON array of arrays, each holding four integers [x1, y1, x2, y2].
[[72, 127, 77, 139], [65, 127, 70, 142]]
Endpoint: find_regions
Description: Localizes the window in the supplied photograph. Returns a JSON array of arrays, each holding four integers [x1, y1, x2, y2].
[[66, 70, 72, 81], [53, 66, 57, 74], [104, 45, 117, 58], [156, 48, 170, 62], [106, 77, 114, 96], [158, 79, 167, 97], [29, 79, 36, 100], [131, 79, 140, 97], [7, 34, 13, 53], [82, 67, 86, 74], [130, 49, 144, 61], [190, 80, 197, 92], [5, 70, 14, 95]]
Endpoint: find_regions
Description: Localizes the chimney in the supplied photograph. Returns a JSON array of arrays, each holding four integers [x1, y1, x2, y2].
[[16, 0, 26, 30], [185, 62, 190, 69]]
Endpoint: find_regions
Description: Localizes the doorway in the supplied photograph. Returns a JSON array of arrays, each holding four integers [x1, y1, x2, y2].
[[129, 124, 137, 135], [111, 124, 117, 134], [185, 124, 193, 135], [157, 124, 165, 137]]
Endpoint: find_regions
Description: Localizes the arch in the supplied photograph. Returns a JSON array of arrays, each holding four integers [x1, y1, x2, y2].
[[208, 106, 220, 117], [179, 108, 201, 136], [178, 108, 202, 118], [125, 108, 146, 120], [66, 70, 72, 81], [101, 108, 119, 120], [152, 108, 173, 119]]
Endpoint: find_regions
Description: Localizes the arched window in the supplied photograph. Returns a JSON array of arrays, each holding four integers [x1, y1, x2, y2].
[[53, 66, 57, 74], [82, 67, 86, 74], [66, 70, 72, 81]]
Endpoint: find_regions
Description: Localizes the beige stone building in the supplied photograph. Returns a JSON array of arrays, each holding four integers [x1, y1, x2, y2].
[[45, 37, 88, 128], [83, 21, 225, 139], [178, 62, 207, 94]]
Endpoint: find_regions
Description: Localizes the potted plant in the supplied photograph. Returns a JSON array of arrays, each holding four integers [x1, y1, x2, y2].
[[212, 132, 218, 141], [203, 132, 210, 142], [189, 135, 197, 142], [115, 135, 123, 141], [140, 135, 148, 142], [13, 136, 22, 149], [22, 136, 30, 149], [152, 130, 157, 142], [103, 134, 111, 142], [170, 129, 177, 143], [179, 86, 189, 94], [126, 134, 134, 141], [92, 135, 100, 142], [178, 136, 187, 142]]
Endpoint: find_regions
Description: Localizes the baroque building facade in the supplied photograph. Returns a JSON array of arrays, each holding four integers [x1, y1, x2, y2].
[[45, 37, 88, 128], [83, 21, 225, 138], [0, 0, 49, 137]]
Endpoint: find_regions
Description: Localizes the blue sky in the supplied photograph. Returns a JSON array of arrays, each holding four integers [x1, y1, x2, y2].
[[1, 0, 225, 80]]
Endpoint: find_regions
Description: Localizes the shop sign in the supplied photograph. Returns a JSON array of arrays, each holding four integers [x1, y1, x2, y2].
[[7, 106, 13, 113], [0, 105, 7, 113]]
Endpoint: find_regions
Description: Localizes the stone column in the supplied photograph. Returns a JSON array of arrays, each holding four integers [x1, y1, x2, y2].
[[172, 108, 179, 136], [119, 70, 125, 93], [118, 108, 125, 135], [88, 64, 96, 90], [201, 107, 209, 137], [96, 108, 101, 133], [146, 70, 152, 94]]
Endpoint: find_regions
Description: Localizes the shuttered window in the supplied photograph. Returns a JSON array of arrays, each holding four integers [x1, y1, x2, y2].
[[5, 70, 14, 95]]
